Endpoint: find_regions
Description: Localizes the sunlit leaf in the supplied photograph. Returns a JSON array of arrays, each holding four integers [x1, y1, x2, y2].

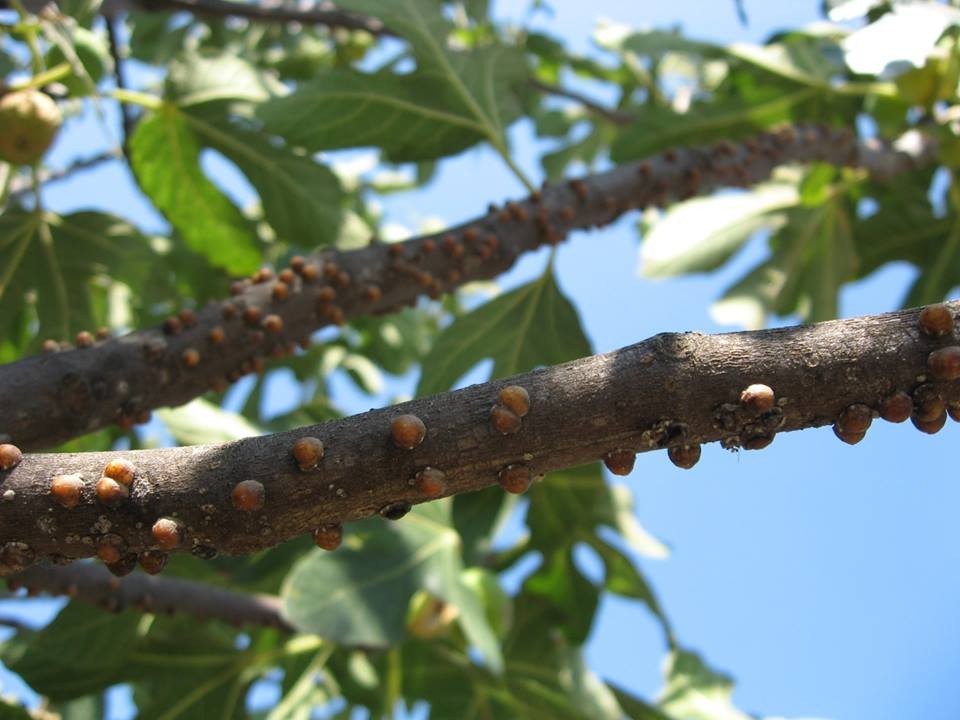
[[416, 269, 591, 397], [130, 105, 261, 274]]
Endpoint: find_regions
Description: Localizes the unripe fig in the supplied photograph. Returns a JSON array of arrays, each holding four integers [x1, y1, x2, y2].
[[0, 89, 62, 165]]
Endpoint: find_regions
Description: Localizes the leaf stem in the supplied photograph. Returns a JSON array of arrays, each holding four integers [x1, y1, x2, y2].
[[9, 62, 72, 92], [111, 88, 163, 110]]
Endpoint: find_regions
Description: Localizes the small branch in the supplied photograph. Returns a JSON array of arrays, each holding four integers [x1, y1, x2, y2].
[[0, 300, 957, 572], [529, 77, 635, 125], [94, 0, 395, 35], [7, 150, 122, 201], [8, 562, 291, 629], [104, 14, 135, 159], [0, 123, 937, 451]]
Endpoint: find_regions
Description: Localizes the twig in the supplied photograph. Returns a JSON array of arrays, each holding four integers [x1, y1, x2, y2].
[[529, 77, 635, 125], [9, 562, 292, 629], [7, 149, 122, 201], [104, 14, 135, 159]]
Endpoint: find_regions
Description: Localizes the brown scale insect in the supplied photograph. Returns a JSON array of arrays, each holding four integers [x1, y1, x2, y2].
[[211, 377, 229, 393], [508, 203, 528, 222], [530, 190, 542, 203], [569, 179, 588, 201], [272, 282, 290, 302], [208, 326, 225, 344], [232, 480, 265, 512], [95, 327, 111, 340], [229, 280, 247, 296], [415, 467, 446, 498], [446, 269, 461, 284], [104, 458, 136, 486], [498, 386, 530, 417], [662, 149, 677, 163], [182, 348, 201, 368], [42, 339, 59, 352], [96, 477, 128, 505], [363, 285, 383, 303], [313, 523, 343, 551], [391, 414, 426, 449], [490, 404, 521, 434], [323, 262, 340, 279], [912, 383, 944, 422], [463, 228, 479, 244], [832, 425, 865, 445], [927, 346, 960, 382], [948, 402, 960, 423], [243, 307, 261, 327], [254, 267, 274, 283], [388, 244, 405, 258], [292, 436, 324, 471], [558, 207, 575, 222], [335, 271, 351, 288], [278, 268, 296, 285], [221, 303, 237, 320], [301, 263, 319, 282], [289, 256, 306, 273], [498, 209, 512, 224], [151, 518, 183, 550], [498, 464, 532, 494], [878, 392, 912, 423], [742, 433, 774, 450], [740, 384, 775, 414], [50, 474, 84, 508], [74, 330, 94, 348], [604, 449, 635, 476], [668, 444, 701, 469], [178, 309, 197, 327], [835, 403, 873, 436], [96, 534, 125, 564], [317, 286, 336, 303], [163, 315, 183, 335], [262, 314, 284, 333], [912, 412, 947, 434], [0, 444, 23, 471]]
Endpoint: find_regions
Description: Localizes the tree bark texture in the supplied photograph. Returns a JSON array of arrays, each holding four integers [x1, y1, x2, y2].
[[0, 301, 957, 575]]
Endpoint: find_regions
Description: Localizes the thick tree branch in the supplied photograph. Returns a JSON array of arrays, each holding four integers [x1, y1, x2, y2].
[[8, 562, 291, 629], [0, 300, 957, 574], [0, 124, 936, 451], [7, 0, 394, 35]]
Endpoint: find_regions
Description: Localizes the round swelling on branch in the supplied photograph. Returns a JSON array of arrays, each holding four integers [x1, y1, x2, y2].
[[0, 89, 62, 166]]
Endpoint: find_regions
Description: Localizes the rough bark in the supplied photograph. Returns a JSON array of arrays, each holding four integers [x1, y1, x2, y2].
[[0, 124, 936, 451], [0, 301, 957, 575], [8, 562, 291, 629]]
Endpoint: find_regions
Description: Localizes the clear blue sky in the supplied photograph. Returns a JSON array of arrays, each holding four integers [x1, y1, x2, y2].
[[4, 2, 960, 719]]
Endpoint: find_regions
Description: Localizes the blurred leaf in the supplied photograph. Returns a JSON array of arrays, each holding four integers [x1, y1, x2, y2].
[[50, 693, 105, 720], [2, 603, 141, 701], [166, 52, 280, 107], [156, 398, 263, 444], [640, 182, 798, 278], [126, 10, 190, 65], [44, 26, 110, 97], [712, 191, 858, 328], [658, 649, 751, 720], [0, 698, 32, 719], [130, 105, 261, 274], [258, 45, 527, 163], [184, 113, 344, 246], [453, 485, 519, 567], [283, 502, 503, 672], [416, 269, 591, 397]]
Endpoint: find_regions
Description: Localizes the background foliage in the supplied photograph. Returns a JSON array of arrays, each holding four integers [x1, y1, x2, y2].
[[1, 0, 959, 717]]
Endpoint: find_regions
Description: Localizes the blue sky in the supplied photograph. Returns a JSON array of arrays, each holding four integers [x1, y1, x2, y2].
[[3, 1, 960, 719]]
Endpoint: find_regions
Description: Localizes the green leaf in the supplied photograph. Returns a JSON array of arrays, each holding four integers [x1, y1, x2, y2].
[[258, 45, 527, 163], [0, 698, 33, 719], [183, 113, 344, 246], [416, 269, 591, 397], [282, 502, 503, 672], [130, 105, 261, 274], [128, 616, 255, 719], [712, 192, 858, 328], [658, 649, 751, 720], [2, 602, 142, 701], [165, 52, 280, 107], [156, 398, 263, 445], [640, 182, 798, 278], [0, 210, 155, 348]]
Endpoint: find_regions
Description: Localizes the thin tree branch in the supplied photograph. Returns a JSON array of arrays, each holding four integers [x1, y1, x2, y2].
[[0, 300, 957, 574], [8, 562, 292, 629], [528, 77, 635, 125], [0, 124, 937, 451], [7, 150, 122, 201], [104, 14, 135, 160]]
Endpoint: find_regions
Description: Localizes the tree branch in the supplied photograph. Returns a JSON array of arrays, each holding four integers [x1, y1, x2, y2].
[[8, 562, 291, 629], [0, 300, 957, 574], [0, 124, 937, 451]]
